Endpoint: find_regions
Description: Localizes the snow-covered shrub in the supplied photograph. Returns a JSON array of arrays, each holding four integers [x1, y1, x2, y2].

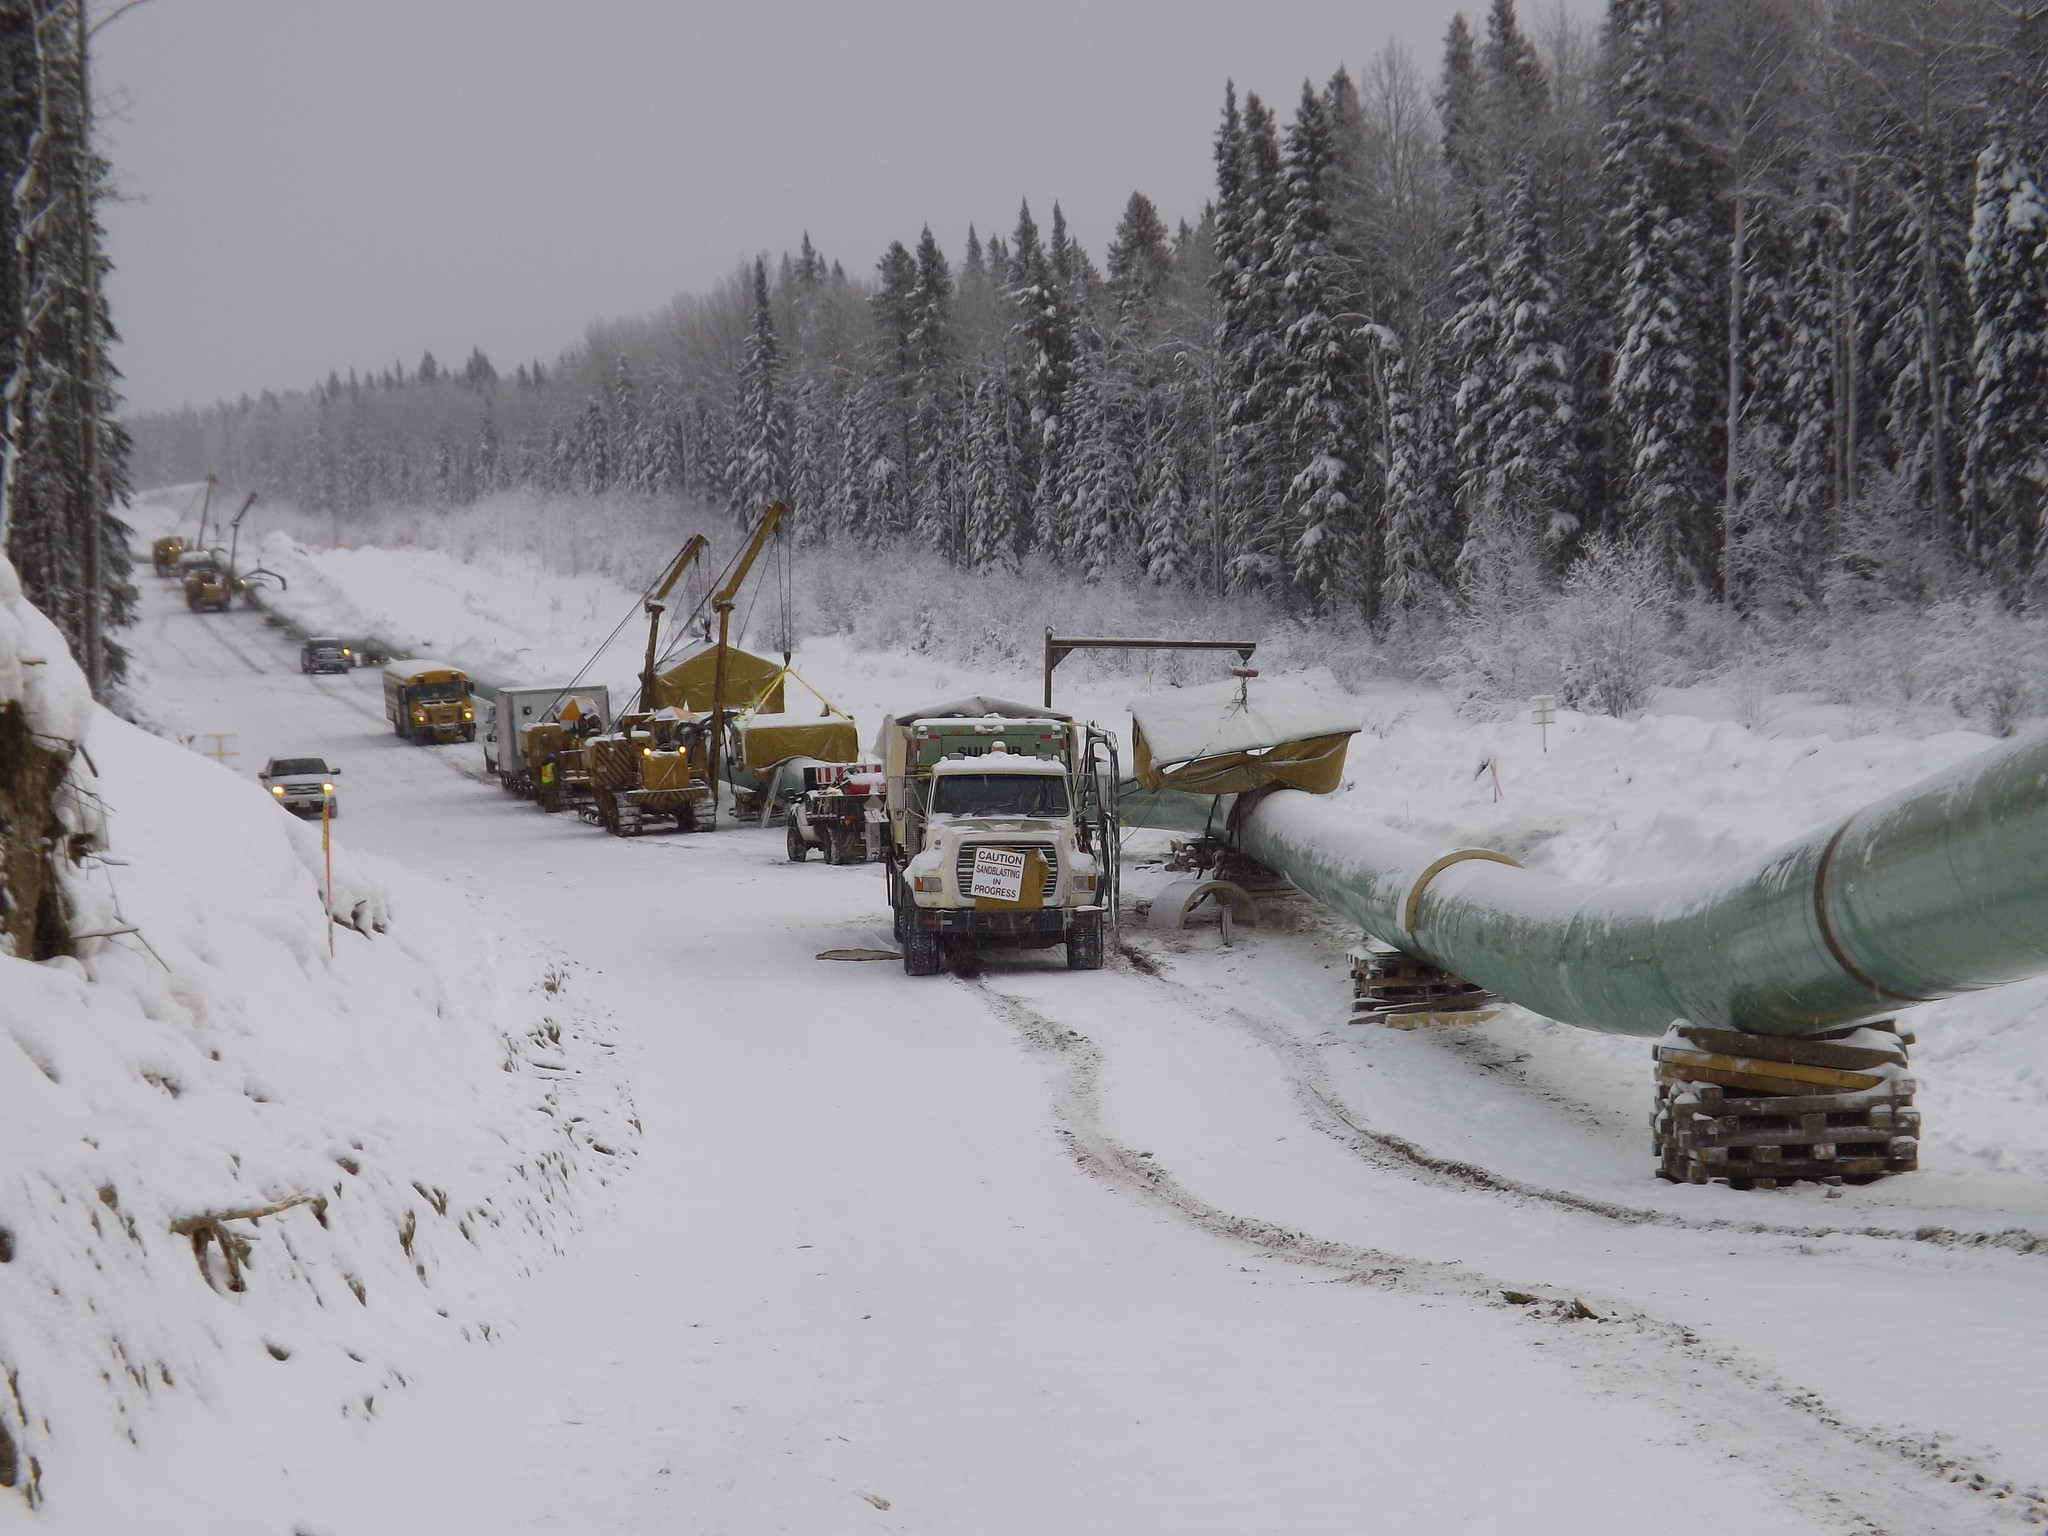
[[1552, 537, 1676, 717], [1823, 468, 1958, 612], [1433, 538, 1680, 719]]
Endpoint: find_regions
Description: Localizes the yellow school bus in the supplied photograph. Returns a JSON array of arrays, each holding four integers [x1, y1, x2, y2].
[[382, 661, 475, 745]]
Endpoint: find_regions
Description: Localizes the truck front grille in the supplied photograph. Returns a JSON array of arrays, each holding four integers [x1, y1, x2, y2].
[[955, 842, 1060, 900]]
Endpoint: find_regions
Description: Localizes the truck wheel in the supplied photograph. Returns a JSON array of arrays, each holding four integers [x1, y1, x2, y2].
[[903, 931, 942, 976], [821, 826, 843, 865], [1066, 914, 1105, 971], [786, 820, 808, 862]]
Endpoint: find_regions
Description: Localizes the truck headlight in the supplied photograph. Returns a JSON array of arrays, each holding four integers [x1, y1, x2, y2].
[[322, 783, 335, 793], [462, 708, 473, 720], [913, 874, 944, 893], [271, 785, 284, 796]]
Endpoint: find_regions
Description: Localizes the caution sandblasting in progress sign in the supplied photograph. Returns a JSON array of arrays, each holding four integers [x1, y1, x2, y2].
[[969, 846, 1027, 901]]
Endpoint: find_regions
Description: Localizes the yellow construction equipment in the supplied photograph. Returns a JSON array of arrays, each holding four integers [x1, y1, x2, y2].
[[150, 535, 188, 577], [691, 501, 788, 832], [520, 692, 606, 810], [577, 535, 718, 836]]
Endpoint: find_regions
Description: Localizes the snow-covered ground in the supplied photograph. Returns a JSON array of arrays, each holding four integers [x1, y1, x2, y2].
[[0, 554, 633, 1525], [25, 498, 2045, 1532]]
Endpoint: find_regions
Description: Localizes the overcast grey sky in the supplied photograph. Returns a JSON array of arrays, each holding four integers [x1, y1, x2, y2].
[[96, 0, 1586, 416]]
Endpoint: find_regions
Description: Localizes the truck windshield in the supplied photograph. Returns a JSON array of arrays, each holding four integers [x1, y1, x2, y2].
[[408, 680, 470, 700], [269, 758, 328, 776], [930, 772, 1068, 817]]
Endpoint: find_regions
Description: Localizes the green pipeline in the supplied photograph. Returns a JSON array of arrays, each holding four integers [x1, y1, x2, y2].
[[1124, 728, 2048, 1039]]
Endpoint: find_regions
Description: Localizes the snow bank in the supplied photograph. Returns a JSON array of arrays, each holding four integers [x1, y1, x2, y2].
[[0, 551, 91, 745], [0, 704, 633, 1521]]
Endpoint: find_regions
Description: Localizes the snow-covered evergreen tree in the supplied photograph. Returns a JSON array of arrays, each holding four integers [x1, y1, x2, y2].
[[1602, 0, 1717, 584], [1277, 81, 1374, 612], [1489, 165, 1577, 551], [1212, 86, 1289, 590], [1, 0, 133, 692], [733, 255, 785, 518], [1964, 120, 2048, 588]]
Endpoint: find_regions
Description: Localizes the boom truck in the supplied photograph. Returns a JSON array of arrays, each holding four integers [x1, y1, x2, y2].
[[880, 698, 1121, 975]]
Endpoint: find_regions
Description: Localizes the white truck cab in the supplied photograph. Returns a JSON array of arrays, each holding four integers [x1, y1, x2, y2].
[[879, 700, 1119, 976]]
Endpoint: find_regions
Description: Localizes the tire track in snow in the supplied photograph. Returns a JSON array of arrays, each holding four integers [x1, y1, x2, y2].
[[1123, 937, 2048, 1259], [961, 972, 2048, 1532]]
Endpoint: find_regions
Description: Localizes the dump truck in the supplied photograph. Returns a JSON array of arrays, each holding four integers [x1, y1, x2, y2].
[[484, 683, 612, 792], [880, 697, 1120, 975], [383, 661, 475, 744]]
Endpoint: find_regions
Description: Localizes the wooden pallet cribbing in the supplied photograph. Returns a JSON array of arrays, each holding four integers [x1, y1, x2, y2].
[[1652, 1020, 1919, 1188], [1348, 939, 1500, 1028]]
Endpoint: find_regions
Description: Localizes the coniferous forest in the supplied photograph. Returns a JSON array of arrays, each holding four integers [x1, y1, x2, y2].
[[129, 0, 2048, 694], [1, 0, 131, 695]]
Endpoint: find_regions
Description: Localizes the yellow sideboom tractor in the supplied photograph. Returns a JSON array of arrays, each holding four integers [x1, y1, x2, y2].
[[575, 532, 721, 836]]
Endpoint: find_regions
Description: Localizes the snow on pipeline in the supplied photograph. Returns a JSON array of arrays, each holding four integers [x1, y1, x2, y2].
[[0, 558, 634, 1522]]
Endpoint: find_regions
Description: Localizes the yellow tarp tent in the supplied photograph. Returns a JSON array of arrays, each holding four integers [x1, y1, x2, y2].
[[651, 643, 785, 714]]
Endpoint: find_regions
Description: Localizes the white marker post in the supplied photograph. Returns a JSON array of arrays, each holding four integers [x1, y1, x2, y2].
[[1532, 694, 1556, 754]]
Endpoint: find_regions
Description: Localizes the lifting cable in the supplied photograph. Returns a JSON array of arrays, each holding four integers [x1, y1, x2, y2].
[[558, 536, 703, 716]]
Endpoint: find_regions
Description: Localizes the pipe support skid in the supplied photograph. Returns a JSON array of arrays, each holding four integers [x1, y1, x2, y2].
[[1228, 728, 2048, 1039]]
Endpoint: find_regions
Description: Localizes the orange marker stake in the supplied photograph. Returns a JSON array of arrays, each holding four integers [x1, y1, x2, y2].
[[323, 795, 334, 957]]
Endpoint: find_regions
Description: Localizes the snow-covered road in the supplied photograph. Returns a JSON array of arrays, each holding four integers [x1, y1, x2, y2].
[[120, 570, 2047, 1535]]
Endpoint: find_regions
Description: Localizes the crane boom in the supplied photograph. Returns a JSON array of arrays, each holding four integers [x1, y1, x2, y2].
[[713, 501, 785, 605], [707, 502, 788, 829], [640, 534, 709, 710]]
